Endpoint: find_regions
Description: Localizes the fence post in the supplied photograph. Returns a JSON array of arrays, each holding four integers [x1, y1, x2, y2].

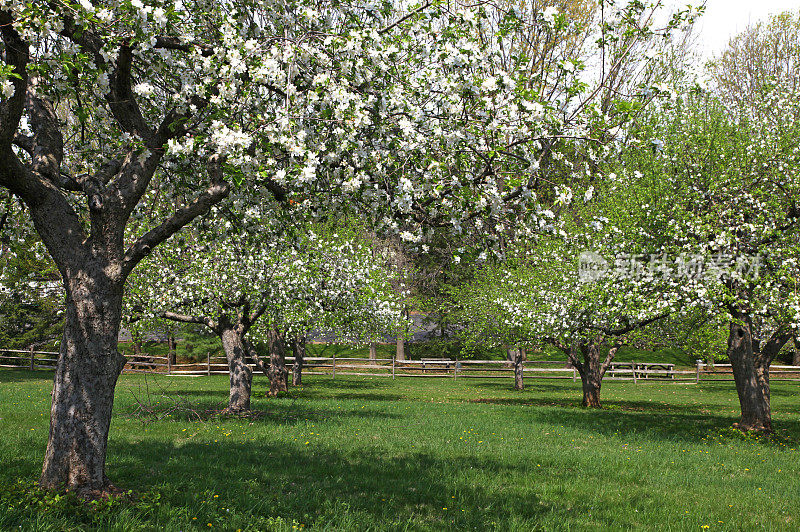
[[207, 351, 211, 376], [632, 363, 637, 384], [167, 352, 172, 375], [392, 356, 395, 380], [453, 359, 457, 379], [695, 359, 702, 384], [29, 345, 35, 370], [332, 353, 336, 379], [572, 367, 576, 382]]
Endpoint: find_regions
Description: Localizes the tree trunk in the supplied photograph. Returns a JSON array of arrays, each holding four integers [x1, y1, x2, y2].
[[268, 329, 288, 396], [369, 342, 377, 363], [727, 316, 772, 432], [167, 332, 177, 367], [513, 349, 524, 391], [40, 275, 127, 495], [220, 327, 252, 413], [292, 334, 306, 386], [580, 343, 603, 408], [580, 372, 602, 407], [396, 336, 406, 361], [569, 341, 618, 408]]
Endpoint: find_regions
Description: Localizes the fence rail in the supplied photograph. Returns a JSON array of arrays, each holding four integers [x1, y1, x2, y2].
[[5, 348, 800, 384]]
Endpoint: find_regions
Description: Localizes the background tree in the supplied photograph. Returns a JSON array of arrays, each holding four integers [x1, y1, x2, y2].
[[0, 192, 63, 349], [630, 86, 800, 431], [127, 211, 404, 408], [709, 9, 800, 119]]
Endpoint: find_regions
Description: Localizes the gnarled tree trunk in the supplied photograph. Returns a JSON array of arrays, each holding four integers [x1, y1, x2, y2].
[[0, 13, 230, 495], [727, 313, 792, 432], [220, 327, 252, 413], [40, 269, 127, 494], [569, 341, 619, 408], [728, 317, 771, 431], [268, 329, 288, 396], [292, 334, 306, 386]]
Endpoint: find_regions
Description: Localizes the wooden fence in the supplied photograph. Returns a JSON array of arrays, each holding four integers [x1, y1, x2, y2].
[[4, 348, 800, 384]]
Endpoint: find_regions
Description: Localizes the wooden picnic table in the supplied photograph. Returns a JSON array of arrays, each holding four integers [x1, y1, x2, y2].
[[609, 362, 675, 379]]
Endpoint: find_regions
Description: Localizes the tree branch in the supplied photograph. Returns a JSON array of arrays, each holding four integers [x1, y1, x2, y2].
[[247, 301, 270, 330], [589, 312, 669, 337], [0, 10, 29, 146], [243, 338, 270, 377], [122, 156, 230, 275], [600, 342, 623, 377], [566, 347, 584, 375], [760, 327, 794, 366], [22, 84, 64, 182], [161, 311, 216, 330]]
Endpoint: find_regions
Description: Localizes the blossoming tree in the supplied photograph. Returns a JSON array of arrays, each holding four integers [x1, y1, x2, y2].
[[458, 170, 690, 405], [638, 90, 800, 431], [0, 0, 696, 493], [127, 211, 405, 409]]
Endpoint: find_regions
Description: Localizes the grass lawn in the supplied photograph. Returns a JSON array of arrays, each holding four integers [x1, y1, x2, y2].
[[0, 370, 798, 531]]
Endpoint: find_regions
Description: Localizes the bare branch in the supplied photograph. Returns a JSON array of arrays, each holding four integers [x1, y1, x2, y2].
[[243, 338, 270, 377], [600, 342, 623, 376]]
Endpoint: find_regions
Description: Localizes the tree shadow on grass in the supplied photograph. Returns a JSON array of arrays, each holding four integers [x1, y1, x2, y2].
[[108, 439, 577, 530], [296, 377, 393, 392], [512, 405, 800, 445], [469, 396, 724, 415], [121, 397, 403, 427], [469, 380, 579, 392]]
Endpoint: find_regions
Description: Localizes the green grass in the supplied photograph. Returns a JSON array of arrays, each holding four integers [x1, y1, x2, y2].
[[1, 370, 798, 531]]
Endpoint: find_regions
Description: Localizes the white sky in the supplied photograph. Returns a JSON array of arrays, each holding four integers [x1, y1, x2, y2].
[[693, 0, 800, 59]]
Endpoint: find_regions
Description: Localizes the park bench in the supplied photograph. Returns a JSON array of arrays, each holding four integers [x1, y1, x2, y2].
[[420, 358, 454, 373], [609, 362, 675, 379], [636, 362, 675, 379]]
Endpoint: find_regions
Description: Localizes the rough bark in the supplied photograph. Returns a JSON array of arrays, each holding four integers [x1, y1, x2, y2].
[[220, 327, 252, 413], [727, 313, 792, 432], [268, 329, 289, 396], [292, 334, 306, 386], [396, 336, 406, 361], [568, 341, 619, 408], [512, 349, 524, 391], [727, 317, 771, 431], [40, 270, 127, 494]]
